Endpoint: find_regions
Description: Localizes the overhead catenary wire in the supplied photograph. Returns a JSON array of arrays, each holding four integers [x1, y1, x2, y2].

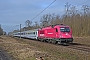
[[31, 0, 90, 19], [3, 0, 90, 33], [1, 0, 90, 26], [31, 0, 56, 21]]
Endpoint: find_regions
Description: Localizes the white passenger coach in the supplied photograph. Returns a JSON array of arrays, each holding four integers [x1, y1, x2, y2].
[[13, 29, 38, 39]]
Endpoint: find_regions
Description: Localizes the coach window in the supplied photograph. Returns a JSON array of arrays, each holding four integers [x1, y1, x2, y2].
[[23, 33, 24, 35], [28, 33, 29, 35], [26, 33, 27, 34], [33, 32, 35, 34], [56, 28, 58, 32]]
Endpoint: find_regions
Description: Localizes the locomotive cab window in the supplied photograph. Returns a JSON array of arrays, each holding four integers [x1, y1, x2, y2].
[[56, 28, 58, 32], [60, 27, 70, 32]]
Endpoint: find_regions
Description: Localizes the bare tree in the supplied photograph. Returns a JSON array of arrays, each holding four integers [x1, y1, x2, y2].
[[65, 2, 71, 16], [40, 14, 52, 27], [18, 4, 90, 37], [70, 6, 78, 16], [82, 5, 90, 16], [25, 20, 32, 27], [0, 24, 3, 35], [34, 21, 39, 28]]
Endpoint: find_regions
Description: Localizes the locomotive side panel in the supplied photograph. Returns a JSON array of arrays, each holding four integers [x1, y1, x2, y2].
[[38, 28, 56, 39], [44, 29, 56, 38]]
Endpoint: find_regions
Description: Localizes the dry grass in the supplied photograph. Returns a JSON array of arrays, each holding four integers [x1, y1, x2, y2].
[[73, 37, 90, 46], [14, 37, 90, 60], [0, 36, 48, 60], [0, 36, 90, 60]]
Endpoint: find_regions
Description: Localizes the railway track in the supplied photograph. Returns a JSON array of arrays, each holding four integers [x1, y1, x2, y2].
[[10, 37, 90, 60], [37, 41, 90, 53], [14, 37, 90, 53], [0, 36, 90, 60], [66, 43, 90, 53]]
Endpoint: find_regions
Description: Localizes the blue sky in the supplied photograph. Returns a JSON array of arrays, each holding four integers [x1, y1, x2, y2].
[[0, 0, 90, 33]]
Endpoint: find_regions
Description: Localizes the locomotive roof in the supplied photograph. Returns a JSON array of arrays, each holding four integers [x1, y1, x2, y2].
[[39, 24, 70, 30], [55, 25, 69, 27], [48, 24, 69, 27]]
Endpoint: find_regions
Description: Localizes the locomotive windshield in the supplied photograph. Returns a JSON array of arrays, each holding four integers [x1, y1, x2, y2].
[[60, 27, 70, 32]]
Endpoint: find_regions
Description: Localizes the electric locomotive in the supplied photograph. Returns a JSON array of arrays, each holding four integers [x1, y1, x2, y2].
[[38, 24, 73, 44]]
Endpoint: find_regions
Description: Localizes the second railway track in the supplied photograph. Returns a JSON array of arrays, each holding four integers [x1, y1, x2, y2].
[[66, 44, 90, 53]]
